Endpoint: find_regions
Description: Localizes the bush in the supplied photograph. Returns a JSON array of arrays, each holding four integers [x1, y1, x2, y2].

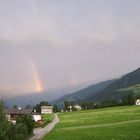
[[13, 123, 28, 140], [16, 115, 34, 135]]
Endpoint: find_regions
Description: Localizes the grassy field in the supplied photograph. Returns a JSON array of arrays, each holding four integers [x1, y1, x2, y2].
[[43, 106, 140, 140], [42, 114, 53, 123]]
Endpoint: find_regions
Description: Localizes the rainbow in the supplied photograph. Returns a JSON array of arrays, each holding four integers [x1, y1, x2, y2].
[[30, 59, 43, 93]]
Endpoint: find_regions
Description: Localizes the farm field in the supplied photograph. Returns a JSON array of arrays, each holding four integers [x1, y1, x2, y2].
[[43, 106, 140, 140]]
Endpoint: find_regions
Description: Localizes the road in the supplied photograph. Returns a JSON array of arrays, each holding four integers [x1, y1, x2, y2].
[[30, 113, 60, 140]]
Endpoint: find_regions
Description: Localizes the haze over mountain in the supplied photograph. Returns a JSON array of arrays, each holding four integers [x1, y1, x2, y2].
[[1, 81, 94, 107], [54, 67, 140, 107], [2, 67, 140, 107], [53, 80, 116, 107]]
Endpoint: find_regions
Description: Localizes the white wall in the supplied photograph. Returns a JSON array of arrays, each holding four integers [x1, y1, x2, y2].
[[41, 109, 52, 114], [33, 115, 42, 122]]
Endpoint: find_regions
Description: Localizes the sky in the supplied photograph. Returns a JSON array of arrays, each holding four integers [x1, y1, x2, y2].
[[0, 0, 140, 96]]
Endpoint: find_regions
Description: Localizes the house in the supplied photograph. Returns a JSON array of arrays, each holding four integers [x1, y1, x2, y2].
[[67, 104, 81, 111], [73, 104, 82, 111], [4, 108, 33, 124], [4, 108, 42, 123], [135, 99, 140, 105], [68, 105, 72, 112], [41, 106, 53, 114], [32, 109, 42, 122]]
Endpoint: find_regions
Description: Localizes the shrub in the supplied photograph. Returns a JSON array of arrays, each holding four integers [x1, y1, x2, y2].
[[16, 114, 34, 135]]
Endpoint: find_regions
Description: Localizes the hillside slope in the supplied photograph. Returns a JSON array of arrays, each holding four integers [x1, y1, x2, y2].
[[53, 67, 140, 106], [90, 67, 140, 101], [53, 80, 115, 106]]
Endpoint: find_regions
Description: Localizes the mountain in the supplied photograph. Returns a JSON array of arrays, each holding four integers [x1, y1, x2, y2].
[[53, 67, 140, 107], [90, 67, 140, 101], [53, 79, 116, 107]]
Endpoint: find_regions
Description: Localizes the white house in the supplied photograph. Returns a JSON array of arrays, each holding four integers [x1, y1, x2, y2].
[[41, 106, 53, 114], [74, 104, 82, 111], [68, 105, 72, 112], [32, 109, 42, 122], [67, 104, 82, 111], [135, 99, 140, 105]]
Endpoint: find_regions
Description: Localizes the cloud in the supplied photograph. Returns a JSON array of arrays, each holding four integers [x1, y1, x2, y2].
[[0, 0, 140, 95], [0, 0, 139, 48]]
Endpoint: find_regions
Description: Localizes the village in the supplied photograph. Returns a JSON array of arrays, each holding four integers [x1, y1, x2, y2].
[[0, 92, 140, 140], [4, 105, 53, 124], [3, 98, 140, 123], [2, 98, 140, 138], [0, 101, 82, 140]]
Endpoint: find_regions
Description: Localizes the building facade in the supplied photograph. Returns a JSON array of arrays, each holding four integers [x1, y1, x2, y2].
[[41, 106, 53, 114], [4, 108, 42, 123]]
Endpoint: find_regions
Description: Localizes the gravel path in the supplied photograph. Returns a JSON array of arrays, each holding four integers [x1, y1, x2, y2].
[[30, 113, 60, 140]]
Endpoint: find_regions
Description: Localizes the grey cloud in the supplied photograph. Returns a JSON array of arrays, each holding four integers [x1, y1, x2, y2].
[[0, 0, 140, 95]]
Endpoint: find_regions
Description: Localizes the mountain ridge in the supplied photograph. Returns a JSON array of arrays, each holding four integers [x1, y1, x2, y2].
[[53, 67, 140, 107]]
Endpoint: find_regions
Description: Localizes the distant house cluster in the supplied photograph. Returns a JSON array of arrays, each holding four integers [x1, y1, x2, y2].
[[68, 104, 82, 112], [4, 105, 53, 124], [74, 104, 82, 110]]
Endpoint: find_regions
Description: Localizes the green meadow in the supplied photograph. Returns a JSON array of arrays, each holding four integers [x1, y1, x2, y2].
[[43, 106, 140, 140]]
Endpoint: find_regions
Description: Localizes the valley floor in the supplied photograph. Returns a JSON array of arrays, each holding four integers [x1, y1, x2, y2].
[[43, 106, 140, 140]]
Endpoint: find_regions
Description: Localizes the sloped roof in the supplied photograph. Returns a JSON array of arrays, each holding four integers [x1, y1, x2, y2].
[[41, 106, 53, 109], [4, 108, 33, 115], [32, 112, 42, 115]]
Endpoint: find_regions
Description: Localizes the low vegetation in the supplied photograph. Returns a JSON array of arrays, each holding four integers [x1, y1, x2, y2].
[[35, 114, 53, 128], [42, 114, 53, 123], [43, 106, 140, 140]]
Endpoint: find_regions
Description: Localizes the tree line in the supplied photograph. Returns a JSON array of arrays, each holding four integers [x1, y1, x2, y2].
[[63, 93, 140, 111]]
